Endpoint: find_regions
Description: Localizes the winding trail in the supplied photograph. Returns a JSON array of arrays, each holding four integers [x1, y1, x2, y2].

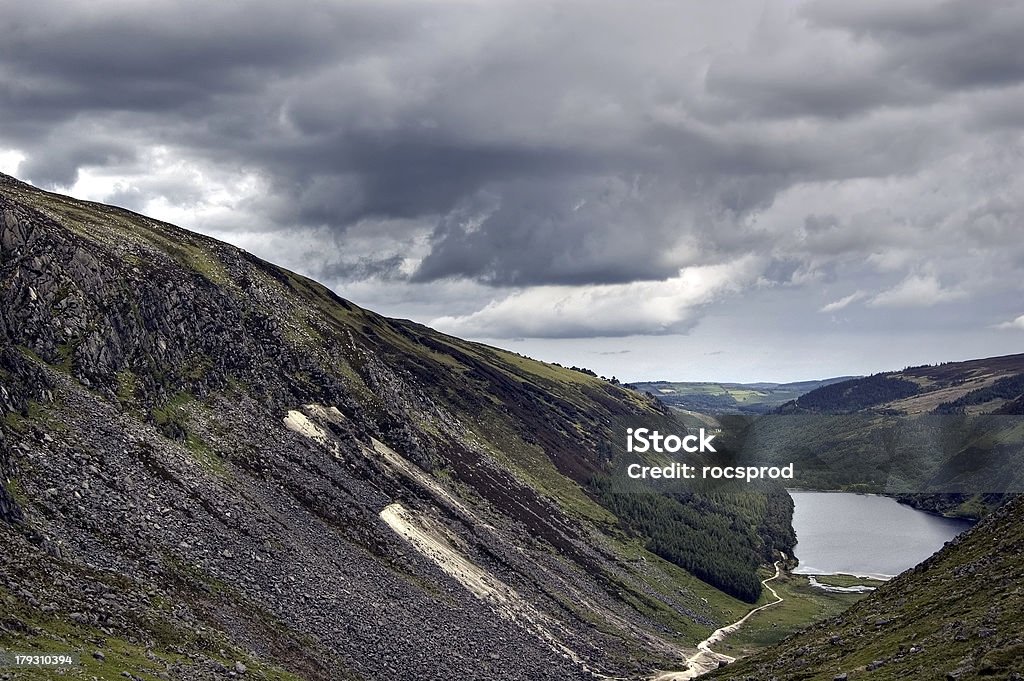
[[653, 561, 784, 680]]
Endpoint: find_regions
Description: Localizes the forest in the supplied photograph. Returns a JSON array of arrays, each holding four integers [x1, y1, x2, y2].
[[794, 374, 920, 412], [591, 477, 795, 602], [935, 373, 1024, 414]]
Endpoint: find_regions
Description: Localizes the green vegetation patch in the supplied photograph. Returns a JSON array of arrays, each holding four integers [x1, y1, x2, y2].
[[796, 374, 921, 412], [3, 400, 46, 433], [151, 391, 194, 438], [0, 583, 305, 681], [712, 572, 869, 657], [593, 480, 795, 603], [811, 574, 886, 589]]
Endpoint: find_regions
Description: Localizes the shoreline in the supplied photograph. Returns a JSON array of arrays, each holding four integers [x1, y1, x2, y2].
[[786, 488, 983, 521], [792, 569, 894, 581], [806, 576, 880, 594]]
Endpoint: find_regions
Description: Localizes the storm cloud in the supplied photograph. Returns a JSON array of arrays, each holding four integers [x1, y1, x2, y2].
[[1, 0, 1022, 371]]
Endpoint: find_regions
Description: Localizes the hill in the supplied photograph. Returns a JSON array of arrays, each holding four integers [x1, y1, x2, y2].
[[0, 173, 794, 680], [786, 355, 1024, 415], [716, 356, 1024, 518], [708, 494, 1024, 680]]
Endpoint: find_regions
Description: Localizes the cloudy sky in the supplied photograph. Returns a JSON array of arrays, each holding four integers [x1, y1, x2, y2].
[[2, 0, 1023, 381]]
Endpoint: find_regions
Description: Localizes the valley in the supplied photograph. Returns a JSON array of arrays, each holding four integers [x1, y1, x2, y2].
[[627, 379, 856, 415], [707, 495, 1024, 680], [0, 174, 786, 680], [1, 173, 1022, 680]]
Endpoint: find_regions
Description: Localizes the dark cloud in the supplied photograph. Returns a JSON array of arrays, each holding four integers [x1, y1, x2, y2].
[[803, 1, 1024, 90], [18, 140, 138, 188], [319, 255, 406, 282], [1, 0, 1022, 346], [413, 175, 697, 286], [0, 2, 418, 119]]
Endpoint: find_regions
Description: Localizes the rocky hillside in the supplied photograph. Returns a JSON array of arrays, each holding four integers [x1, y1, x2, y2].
[[0, 173, 793, 680], [708, 494, 1024, 681]]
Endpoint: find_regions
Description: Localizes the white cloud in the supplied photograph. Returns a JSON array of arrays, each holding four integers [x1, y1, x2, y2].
[[820, 290, 865, 312], [868, 274, 966, 308], [0, 149, 25, 175], [430, 257, 760, 338], [994, 314, 1024, 331], [67, 147, 271, 233]]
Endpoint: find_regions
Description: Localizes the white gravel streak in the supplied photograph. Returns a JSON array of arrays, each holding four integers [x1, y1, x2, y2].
[[282, 408, 340, 458]]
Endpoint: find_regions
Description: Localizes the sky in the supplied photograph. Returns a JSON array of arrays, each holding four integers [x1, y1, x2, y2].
[[2, 0, 1022, 382]]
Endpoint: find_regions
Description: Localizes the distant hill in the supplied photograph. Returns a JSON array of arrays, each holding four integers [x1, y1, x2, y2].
[[710, 494, 1024, 681], [783, 354, 1024, 415], [629, 378, 856, 414], [735, 355, 1024, 518]]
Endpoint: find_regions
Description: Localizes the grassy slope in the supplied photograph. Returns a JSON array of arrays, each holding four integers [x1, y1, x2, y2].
[[709, 571, 870, 659], [0, 583, 310, 681], [1, 174, 787, 604], [709, 495, 1024, 680]]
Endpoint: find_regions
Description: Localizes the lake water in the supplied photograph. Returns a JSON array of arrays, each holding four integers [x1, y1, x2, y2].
[[790, 491, 974, 579]]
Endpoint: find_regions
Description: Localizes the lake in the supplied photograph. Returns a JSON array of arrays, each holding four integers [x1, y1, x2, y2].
[[790, 491, 975, 579]]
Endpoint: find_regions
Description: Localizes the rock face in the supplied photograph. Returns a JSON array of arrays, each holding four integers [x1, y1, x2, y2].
[[0, 174, 792, 680]]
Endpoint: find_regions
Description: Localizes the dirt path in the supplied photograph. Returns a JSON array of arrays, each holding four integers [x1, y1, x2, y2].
[[653, 561, 784, 680]]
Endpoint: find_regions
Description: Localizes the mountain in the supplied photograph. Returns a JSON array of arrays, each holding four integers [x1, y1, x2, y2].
[[629, 379, 857, 415], [0, 173, 794, 680], [708, 494, 1024, 681]]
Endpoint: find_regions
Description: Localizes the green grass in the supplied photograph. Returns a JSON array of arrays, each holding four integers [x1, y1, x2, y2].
[[151, 391, 193, 428], [812, 574, 886, 589], [946, 494, 991, 518], [489, 347, 603, 387], [55, 342, 75, 372], [2, 410, 25, 432], [184, 432, 228, 476], [468, 411, 617, 526], [710, 570, 868, 656], [3, 478, 27, 507], [634, 550, 752, 639], [148, 394, 229, 476], [0, 585, 306, 681], [115, 369, 137, 407], [3, 401, 45, 433], [5, 181, 231, 286]]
